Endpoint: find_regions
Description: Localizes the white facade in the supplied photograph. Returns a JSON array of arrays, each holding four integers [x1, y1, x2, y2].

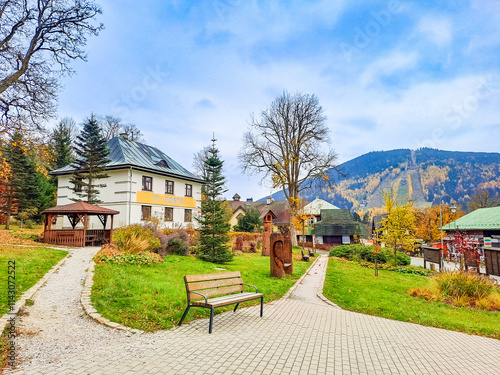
[[55, 169, 202, 229]]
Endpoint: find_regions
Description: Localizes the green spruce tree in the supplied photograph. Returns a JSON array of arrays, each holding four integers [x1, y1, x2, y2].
[[49, 118, 76, 186], [70, 114, 110, 204], [197, 137, 233, 263], [233, 208, 263, 233], [3, 132, 43, 228]]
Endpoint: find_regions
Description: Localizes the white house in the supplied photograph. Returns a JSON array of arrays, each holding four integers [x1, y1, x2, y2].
[[51, 134, 204, 229]]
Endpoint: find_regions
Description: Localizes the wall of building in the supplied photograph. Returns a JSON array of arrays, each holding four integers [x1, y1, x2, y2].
[[55, 169, 202, 229]]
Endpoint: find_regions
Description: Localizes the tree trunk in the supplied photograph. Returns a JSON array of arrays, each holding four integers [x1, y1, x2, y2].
[[290, 224, 298, 247]]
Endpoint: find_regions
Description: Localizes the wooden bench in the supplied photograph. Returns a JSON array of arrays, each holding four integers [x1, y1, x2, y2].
[[178, 271, 264, 334], [301, 250, 310, 262]]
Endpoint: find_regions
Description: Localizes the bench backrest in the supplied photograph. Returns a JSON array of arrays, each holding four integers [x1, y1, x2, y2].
[[184, 271, 244, 301]]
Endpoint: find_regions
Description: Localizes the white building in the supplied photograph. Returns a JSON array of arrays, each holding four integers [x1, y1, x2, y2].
[[51, 134, 204, 229]]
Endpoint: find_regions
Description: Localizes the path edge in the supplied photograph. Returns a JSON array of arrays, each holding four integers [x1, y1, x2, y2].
[[316, 255, 342, 309], [0, 248, 72, 333], [80, 260, 144, 334], [283, 254, 322, 299]]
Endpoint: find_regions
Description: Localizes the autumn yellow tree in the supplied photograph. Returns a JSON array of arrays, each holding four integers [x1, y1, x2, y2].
[[379, 191, 417, 266], [414, 205, 465, 243]]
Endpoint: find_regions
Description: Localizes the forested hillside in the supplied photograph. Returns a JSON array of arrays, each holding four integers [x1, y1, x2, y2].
[[268, 148, 500, 213]]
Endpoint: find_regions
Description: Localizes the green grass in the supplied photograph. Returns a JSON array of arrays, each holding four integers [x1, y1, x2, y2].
[[0, 245, 68, 315], [92, 251, 312, 331], [323, 258, 500, 339]]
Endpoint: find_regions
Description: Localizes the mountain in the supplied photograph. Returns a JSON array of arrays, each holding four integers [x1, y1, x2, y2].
[[267, 148, 500, 213]]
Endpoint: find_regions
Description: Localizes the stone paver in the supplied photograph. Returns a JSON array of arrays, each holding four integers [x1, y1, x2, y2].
[[6, 254, 500, 374]]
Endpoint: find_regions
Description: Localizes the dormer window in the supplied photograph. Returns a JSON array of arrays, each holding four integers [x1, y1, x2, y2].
[[156, 159, 169, 167]]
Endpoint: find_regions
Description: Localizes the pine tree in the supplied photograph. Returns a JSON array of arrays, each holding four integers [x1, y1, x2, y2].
[[2, 132, 42, 228], [50, 118, 76, 168], [197, 137, 233, 263], [70, 114, 110, 204]]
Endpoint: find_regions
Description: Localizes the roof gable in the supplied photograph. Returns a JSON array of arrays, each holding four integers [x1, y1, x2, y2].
[[51, 136, 203, 182]]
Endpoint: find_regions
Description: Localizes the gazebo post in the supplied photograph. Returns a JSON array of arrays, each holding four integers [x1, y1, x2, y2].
[[109, 215, 114, 243]]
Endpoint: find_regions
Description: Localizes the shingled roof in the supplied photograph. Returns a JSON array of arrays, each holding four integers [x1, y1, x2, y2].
[[50, 136, 204, 183], [311, 209, 363, 236], [41, 201, 119, 215], [441, 206, 500, 231]]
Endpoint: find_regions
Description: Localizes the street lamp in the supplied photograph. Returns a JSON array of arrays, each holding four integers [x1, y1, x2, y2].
[[440, 197, 457, 270]]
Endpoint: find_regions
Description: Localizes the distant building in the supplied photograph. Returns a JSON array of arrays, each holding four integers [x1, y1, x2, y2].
[[51, 134, 204, 229], [310, 209, 363, 246], [228, 194, 294, 230], [441, 206, 500, 260]]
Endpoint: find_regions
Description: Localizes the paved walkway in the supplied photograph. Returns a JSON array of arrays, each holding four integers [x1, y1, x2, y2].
[[7, 253, 500, 374]]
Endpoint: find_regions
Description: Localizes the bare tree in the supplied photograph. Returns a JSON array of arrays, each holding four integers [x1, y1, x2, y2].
[[239, 91, 340, 244], [121, 123, 143, 142], [0, 0, 103, 134], [193, 146, 210, 177], [100, 115, 122, 140], [468, 189, 500, 212]]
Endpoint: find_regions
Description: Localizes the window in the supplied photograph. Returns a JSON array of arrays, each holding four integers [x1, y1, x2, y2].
[[184, 209, 192, 222], [164, 207, 173, 221], [141, 205, 152, 220], [74, 177, 83, 192], [185, 184, 192, 197], [165, 180, 174, 194], [142, 176, 152, 191]]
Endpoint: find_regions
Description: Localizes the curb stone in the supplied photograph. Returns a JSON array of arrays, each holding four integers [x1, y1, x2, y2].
[[80, 260, 144, 335], [0, 248, 73, 333], [316, 256, 342, 309]]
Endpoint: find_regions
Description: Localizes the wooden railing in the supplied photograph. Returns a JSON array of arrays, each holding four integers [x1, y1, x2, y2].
[[43, 229, 111, 247]]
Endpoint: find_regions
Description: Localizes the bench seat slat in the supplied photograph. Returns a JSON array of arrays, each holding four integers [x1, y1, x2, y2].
[[185, 271, 241, 283], [192, 292, 264, 308], [189, 285, 244, 300], [187, 277, 243, 292]]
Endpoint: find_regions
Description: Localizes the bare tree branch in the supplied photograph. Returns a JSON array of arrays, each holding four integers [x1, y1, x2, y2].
[[0, 0, 103, 135]]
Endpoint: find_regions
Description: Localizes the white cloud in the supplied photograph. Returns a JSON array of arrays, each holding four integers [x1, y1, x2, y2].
[[416, 16, 452, 47], [359, 51, 419, 87]]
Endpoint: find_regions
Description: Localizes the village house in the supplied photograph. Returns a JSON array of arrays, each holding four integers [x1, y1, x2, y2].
[[50, 134, 204, 229]]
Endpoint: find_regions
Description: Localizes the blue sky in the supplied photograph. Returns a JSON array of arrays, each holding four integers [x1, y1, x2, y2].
[[55, 0, 500, 200]]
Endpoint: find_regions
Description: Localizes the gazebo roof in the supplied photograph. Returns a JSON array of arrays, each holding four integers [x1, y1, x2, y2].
[[41, 202, 119, 215]]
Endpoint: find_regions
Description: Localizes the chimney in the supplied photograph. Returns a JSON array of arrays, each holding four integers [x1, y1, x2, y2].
[[266, 197, 272, 205]]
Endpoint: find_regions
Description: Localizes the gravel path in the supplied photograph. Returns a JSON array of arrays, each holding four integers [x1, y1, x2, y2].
[[15, 247, 128, 368]]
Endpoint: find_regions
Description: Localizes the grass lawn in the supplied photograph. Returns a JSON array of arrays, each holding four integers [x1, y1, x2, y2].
[[0, 245, 68, 316], [323, 258, 500, 339], [92, 250, 313, 332]]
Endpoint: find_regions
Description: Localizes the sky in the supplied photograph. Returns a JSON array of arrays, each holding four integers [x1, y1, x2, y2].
[[54, 0, 500, 201]]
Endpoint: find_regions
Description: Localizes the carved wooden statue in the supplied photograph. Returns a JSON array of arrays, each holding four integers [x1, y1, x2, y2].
[[262, 211, 276, 256], [270, 226, 293, 278]]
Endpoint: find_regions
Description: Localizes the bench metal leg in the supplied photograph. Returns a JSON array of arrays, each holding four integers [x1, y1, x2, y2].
[[209, 307, 214, 334], [260, 297, 264, 317], [233, 303, 240, 312], [178, 305, 191, 326]]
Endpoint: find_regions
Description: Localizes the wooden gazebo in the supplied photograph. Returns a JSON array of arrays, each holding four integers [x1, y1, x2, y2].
[[41, 202, 119, 247]]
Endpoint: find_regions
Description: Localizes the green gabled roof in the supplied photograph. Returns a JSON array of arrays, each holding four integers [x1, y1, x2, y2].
[[311, 209, 363, 236], [51, 136, 204, 183], [441, 206, 500, 231]]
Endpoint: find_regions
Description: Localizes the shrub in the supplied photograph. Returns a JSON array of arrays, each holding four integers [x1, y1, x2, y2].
[[93, 245, 163, 265], [165, 230, 189, 255], [434, 271, 495, 299], [112, 225, 161, 253], [408, 287, 435, 301], [387, 251, 411, 266], [329, 245, 390, 264]]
